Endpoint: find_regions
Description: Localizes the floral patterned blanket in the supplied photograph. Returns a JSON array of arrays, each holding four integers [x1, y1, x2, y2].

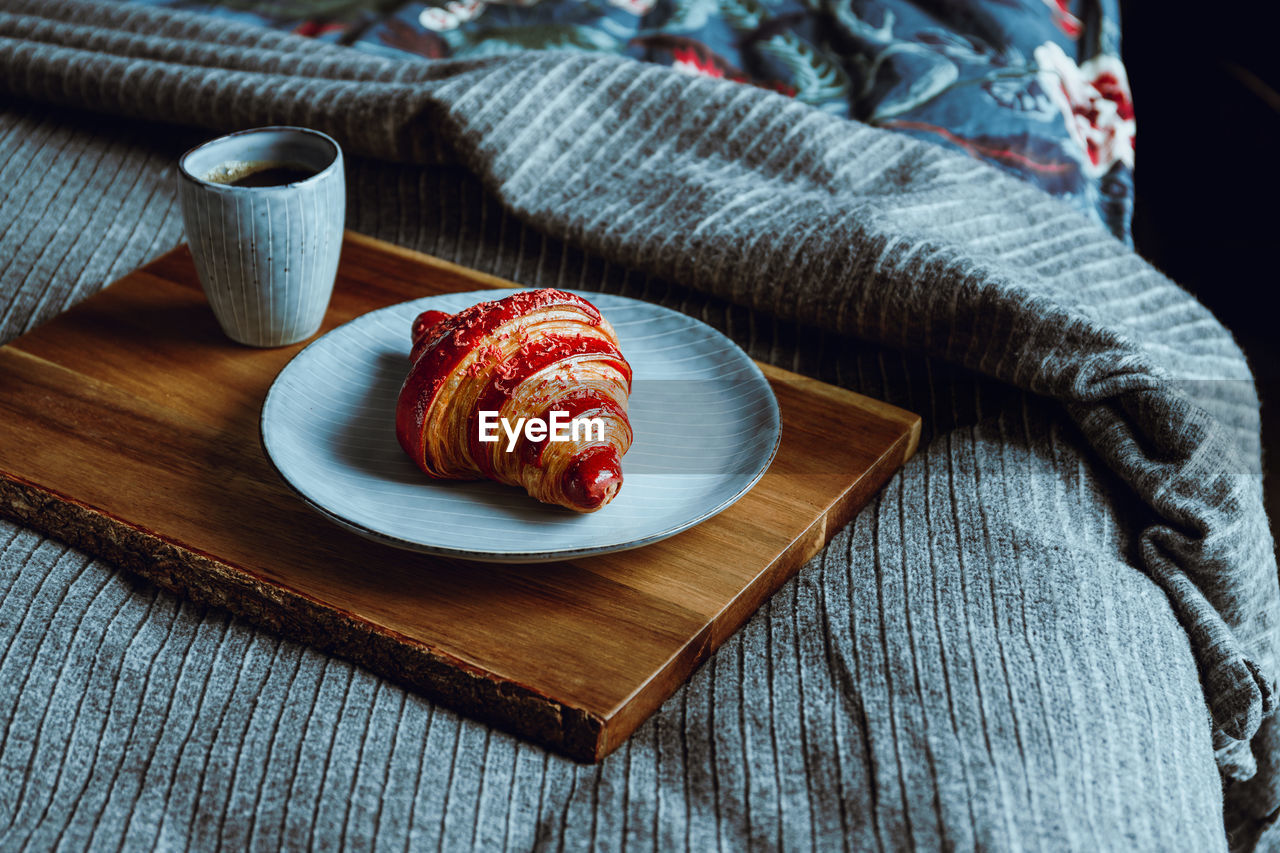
[[145, 0, 1135, 241]]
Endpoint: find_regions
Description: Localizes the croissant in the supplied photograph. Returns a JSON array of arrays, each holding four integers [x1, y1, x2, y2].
[[395, 289, 634, 512]]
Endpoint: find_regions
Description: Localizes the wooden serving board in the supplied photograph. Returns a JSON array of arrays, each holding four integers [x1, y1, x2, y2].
[[0, 232, 919, 762]]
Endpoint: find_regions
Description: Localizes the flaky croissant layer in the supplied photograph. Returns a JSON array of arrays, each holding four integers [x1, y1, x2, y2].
[[395, 289, 633, 512]]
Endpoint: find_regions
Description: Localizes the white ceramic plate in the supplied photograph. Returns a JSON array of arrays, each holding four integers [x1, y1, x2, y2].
[[260, 289, 781, 562]]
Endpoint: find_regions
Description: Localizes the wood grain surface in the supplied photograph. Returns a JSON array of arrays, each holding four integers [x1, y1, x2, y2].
[[0, 231, 920, 762]]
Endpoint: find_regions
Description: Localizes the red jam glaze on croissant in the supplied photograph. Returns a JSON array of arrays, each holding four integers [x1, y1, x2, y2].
[[395, 289, 633, 512]]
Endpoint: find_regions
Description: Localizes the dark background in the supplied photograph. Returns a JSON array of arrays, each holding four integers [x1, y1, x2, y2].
[[1119, 1, 1279, 550]]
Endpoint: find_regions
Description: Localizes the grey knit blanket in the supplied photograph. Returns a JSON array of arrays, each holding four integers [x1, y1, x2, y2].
[[1, 1, 1277, 849]]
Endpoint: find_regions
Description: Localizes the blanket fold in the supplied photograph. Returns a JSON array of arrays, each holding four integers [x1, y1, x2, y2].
[[1, 0, 1277, 843]]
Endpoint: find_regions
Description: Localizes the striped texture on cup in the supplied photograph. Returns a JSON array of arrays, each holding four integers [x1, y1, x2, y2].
[[178, 127, 345, 347]]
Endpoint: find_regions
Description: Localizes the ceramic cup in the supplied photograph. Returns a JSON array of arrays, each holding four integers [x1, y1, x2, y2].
[[178, 126, 345, 347]]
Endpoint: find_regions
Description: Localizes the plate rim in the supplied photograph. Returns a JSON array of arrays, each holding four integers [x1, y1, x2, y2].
[[259, 288, 782, 563]]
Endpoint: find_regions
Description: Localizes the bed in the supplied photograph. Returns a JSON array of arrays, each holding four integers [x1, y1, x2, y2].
[[0, 0, 1275, 849]]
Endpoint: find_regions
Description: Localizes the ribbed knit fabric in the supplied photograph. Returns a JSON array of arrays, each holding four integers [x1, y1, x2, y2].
[[0, 2, 1276, 849]]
